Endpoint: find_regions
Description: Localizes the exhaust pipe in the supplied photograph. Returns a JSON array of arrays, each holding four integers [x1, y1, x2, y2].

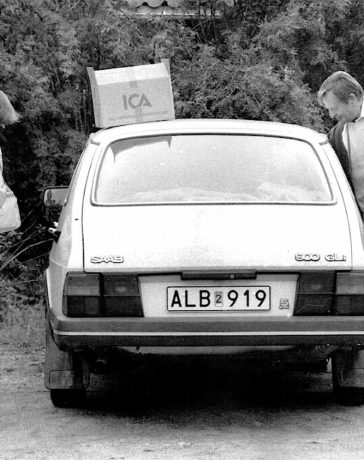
[[94, 358, 108, 375]]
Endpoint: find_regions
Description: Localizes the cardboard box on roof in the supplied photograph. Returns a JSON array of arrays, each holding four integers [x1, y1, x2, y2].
[[87, 62, 175, 128]]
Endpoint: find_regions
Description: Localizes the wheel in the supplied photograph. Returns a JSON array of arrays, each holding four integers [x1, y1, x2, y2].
[[332, 379, 364, 405], [332, 350, 364, 405], [50, 389, 86, 408]]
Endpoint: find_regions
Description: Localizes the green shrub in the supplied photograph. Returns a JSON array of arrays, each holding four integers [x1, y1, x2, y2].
[[0, 0, 362, 349]]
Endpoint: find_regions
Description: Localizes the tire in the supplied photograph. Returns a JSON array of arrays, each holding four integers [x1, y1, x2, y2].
[[332, 351, 364, 406], [332, 379, 364, 405], [50, 389, 86, 408]]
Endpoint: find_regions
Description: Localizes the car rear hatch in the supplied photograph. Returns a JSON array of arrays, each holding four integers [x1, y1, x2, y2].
[[81, 131, 353, 320], [82, 202, 351, 318]]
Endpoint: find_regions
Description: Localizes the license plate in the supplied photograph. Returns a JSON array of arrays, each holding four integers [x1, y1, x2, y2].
[[167, 286, 271, 311]]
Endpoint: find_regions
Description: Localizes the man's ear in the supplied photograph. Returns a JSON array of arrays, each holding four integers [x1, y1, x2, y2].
[[348, 93, 360, 104]]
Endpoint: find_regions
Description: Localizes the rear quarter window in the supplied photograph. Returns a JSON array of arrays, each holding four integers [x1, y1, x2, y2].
[[93, 134, 332, 205]]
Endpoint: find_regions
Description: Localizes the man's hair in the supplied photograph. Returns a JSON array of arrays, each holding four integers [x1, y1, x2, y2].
[[0, 90, 19, 125], [317, 71, 364, 105]]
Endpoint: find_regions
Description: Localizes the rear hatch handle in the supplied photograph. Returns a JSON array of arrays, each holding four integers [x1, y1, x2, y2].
[[181, 270, 257, 281]]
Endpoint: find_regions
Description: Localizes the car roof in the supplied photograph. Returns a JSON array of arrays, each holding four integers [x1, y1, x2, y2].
[[90, 119, 328, 145]]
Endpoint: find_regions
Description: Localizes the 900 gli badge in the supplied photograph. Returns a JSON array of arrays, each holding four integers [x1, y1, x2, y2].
[[295, 253, 347, 262]]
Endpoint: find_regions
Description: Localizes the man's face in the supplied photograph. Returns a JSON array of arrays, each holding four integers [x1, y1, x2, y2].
[[322, 90, 362, 123]]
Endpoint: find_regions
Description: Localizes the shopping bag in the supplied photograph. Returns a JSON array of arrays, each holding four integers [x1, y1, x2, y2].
[[0, 185, 21, 233]]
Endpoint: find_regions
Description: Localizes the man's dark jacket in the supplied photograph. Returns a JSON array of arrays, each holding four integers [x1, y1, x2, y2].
[[328, 122, 353, 187]]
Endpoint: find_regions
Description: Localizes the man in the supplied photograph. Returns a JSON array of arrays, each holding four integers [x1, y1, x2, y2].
[[317, 71, 364, 214], [318, 72, 364, 404]]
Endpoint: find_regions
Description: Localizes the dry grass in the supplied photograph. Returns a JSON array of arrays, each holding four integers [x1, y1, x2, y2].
[[0, 276, 45, 349], [1, 302, 45, 349]]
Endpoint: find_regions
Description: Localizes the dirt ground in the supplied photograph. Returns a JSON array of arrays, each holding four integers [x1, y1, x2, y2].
[[2, 342, 364, 460]]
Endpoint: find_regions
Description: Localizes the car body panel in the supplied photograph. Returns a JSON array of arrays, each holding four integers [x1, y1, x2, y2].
[[82, 204, 352, 273]]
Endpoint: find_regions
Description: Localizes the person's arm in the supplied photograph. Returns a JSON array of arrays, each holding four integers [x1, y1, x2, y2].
[[0, 149, 7, 208], [328, 123, 352, 182]]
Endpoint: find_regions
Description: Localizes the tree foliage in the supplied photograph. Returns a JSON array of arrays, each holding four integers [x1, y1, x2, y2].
[[0, 0, 363, 279]]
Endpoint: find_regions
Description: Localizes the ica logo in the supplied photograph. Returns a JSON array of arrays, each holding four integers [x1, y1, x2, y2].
[[122, 93, 152, 110]]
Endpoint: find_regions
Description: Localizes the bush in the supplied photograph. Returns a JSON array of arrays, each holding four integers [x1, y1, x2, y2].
[[0, 0, 362, 348]]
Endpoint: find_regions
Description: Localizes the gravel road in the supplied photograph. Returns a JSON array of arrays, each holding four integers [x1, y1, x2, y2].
[[2, 342, 364, 460]]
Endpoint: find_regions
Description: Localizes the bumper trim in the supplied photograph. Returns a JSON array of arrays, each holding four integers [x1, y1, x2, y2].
[[50, 314, 364, 347], [55, 330, 364, 337]]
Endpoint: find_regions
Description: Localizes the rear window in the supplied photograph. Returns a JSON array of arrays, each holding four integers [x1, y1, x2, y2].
[[94, 134, 332, 204]]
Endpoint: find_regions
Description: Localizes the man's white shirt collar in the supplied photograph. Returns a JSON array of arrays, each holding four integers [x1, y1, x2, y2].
[[342, 101, 364, 150], [356, 100, 364, 121]]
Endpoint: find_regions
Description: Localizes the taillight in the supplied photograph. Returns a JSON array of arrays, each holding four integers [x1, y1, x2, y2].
[[103, 274, 142, 317], [63, 273, 101, 317], [294, 272, 335, 315], [63, 273, 143, 317], [335, 272, 364, 315]]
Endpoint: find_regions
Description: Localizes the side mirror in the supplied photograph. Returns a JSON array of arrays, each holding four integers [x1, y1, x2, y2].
[[42, 187, 69, 235], [43, 186, 69, 208]]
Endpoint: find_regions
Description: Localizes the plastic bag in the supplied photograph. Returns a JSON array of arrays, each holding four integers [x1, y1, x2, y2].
[[0, 185, 21, 233]]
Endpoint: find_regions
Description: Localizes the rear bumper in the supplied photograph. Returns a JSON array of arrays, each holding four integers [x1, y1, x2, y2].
[[50, 313, 364, 349]]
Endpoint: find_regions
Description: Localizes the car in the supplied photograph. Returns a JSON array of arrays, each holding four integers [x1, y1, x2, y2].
[[43, 118, 364, 407]]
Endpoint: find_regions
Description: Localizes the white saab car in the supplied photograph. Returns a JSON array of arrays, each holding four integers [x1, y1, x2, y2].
[[44, 119, 364, 407]]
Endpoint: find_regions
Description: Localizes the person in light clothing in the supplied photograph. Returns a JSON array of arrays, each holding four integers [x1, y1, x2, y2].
[[0, 90, 19, 208], [317, 71, 364, 215]]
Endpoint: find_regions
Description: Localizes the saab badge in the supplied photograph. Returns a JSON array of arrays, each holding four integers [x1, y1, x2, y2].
[[90, 255, 124, 264]]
